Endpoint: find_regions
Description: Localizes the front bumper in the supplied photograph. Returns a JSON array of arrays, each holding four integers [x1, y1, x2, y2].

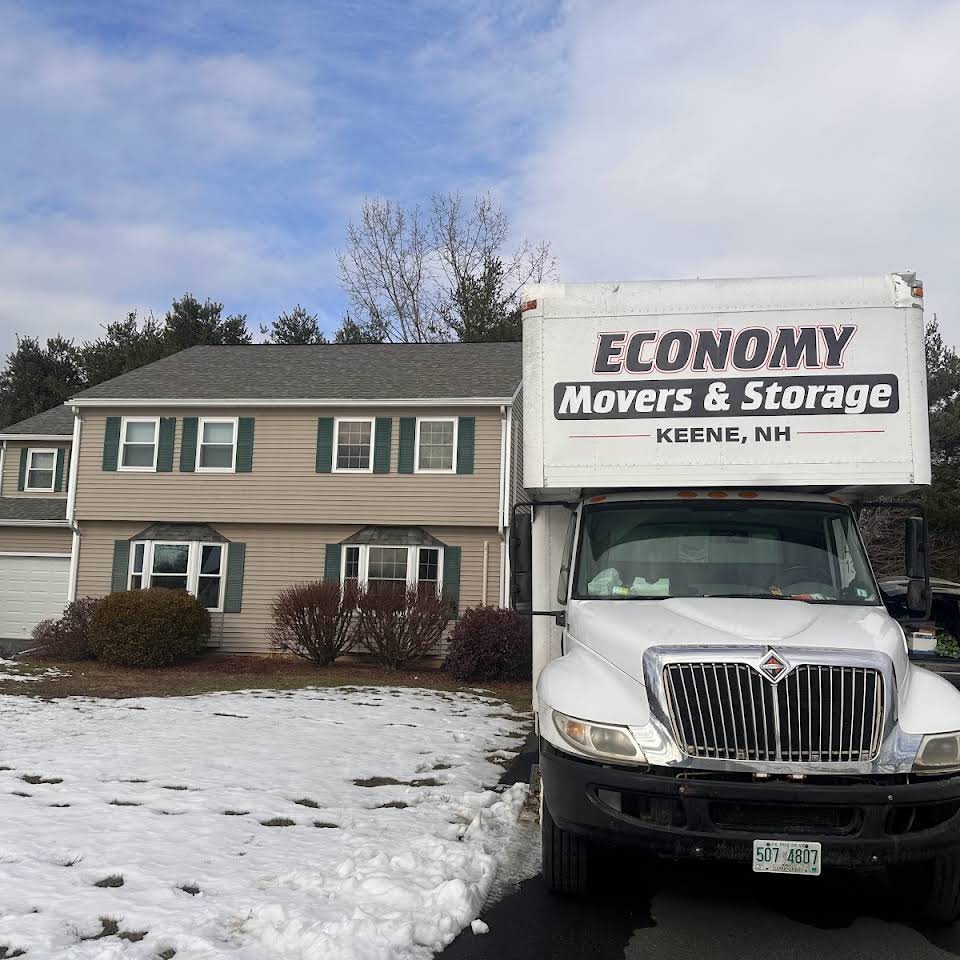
[[541, 740, 960, 868]]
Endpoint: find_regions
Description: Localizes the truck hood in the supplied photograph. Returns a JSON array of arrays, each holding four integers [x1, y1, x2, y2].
[[566, 598, 907, 686]]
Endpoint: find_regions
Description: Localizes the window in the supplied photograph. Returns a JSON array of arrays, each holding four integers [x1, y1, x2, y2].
[[341, 544, 443, 595], [334, 418, 374, 471], [415, 418, 456, 472], [120, 418, 159, 471], [197, 418, 237, 472], [129, 541, 226, 611], [25, 448, 56, 491]]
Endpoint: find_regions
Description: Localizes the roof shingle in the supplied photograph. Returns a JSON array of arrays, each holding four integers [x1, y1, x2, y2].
[[1, 405, 74, 436], [0, 498, 67, 522]]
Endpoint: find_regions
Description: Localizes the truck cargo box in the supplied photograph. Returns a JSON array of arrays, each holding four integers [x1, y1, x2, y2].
[[522, 274, 930, 494]]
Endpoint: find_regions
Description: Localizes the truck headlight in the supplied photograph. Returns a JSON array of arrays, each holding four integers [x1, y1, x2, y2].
[[553, 711, 646, 763], [914, 732, 960, 773]]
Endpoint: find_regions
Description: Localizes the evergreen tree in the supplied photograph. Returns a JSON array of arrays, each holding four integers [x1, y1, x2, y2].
[[0, 336, 85, 429], [80, 311, 166, 385], [261, 305, 327, 344], [161, 294, 251, 351], [448, 257, 522, 343]]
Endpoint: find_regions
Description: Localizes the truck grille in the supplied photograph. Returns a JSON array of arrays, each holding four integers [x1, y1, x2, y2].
[[663, 662, 884, 763]]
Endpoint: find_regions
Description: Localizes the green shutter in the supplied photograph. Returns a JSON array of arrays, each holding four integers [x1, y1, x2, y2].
[[236, 418, 255, 472], [443, 546, 462, 612], [54, 448, 66, 492], [324, 543, 342, 581], [456, 417, 475, 474], [316, 417, 334, 473], [373, 417, 392, 473], [17, 448, 28, 491], [180, 417, 198, 472], [111, 541, 131, 592], [102, 416, 121, 471], [398, 417, 416, 474], [157, 418, 176, 472], [223, 543, 246, 613]]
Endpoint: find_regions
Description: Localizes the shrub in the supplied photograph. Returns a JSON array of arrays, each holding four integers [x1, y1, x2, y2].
[[30, 597, 100, 660], [354, 586, 453, 669], [269, 579, 358, 665], [443, 607, 532, 681], [89, 589, 210, 668]]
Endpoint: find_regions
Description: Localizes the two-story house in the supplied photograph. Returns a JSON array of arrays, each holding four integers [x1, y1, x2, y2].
[[0, 342, 524, 656], [0, 405, 76, 651]]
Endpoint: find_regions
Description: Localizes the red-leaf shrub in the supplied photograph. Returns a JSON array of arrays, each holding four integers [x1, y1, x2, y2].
[[90, 589, 210, 668], [30, 597, 101, 661], [354, 585, 453, 669], [443, 606, 532, 681], [269, 580, 359, 665]]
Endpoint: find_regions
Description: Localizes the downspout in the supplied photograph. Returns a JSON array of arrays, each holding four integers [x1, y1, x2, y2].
[[66, 410, 82, 602], [0, 439, 5, 497], [501, 403, 514, 606], [481, 540, 489, 605]]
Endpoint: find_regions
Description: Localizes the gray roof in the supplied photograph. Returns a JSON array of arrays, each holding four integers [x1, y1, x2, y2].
[[70, 343, 522, 403], [0, 498, 67, 523], [131, 523, 228, 543], [2, 405, 74, 436]]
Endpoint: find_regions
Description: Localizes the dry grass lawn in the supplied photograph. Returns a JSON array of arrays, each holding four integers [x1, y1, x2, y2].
[[0, 654, 532, 713]]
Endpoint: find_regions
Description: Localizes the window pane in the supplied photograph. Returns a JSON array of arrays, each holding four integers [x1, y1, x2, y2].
[[343, 546, 360, 582], [31, 452, 56, 470], [197, 576, 221, 609], [152, 544, 189, 574], [122, 443, 155, 467], [202, 422, 235, 444], [27, 470, 54, 489], [130, 575, 143, 589], [200, 544, 222, 574], [368, 546, 408, 581], [199, 444, 234, 468], [418, 548, 439, 583], [125, 421, 156, 443], [150, 575, 188, 591], [132, 543, 145, 573], [336, 421, 372, 469], [418, 421, 454, 470]]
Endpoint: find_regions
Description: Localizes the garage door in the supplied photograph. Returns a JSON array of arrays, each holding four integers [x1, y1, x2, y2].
[[0, 555, 70, 640]]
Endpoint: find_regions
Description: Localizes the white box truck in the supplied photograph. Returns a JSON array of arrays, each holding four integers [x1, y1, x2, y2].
[[510, 274, 960, 920]]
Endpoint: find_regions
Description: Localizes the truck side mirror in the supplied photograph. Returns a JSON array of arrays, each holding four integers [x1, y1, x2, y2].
[[905, 516, 925, 580], [510, 512, 533, 613]]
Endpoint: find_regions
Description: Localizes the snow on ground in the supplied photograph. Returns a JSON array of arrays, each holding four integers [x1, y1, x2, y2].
[[0, 686, 533, 959], [0, 658, 64, 682]]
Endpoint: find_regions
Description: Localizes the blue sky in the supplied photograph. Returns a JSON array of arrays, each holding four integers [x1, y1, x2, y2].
[[2, 0, 960, 352]]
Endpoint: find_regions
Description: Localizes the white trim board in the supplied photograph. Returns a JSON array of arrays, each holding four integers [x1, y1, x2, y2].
[[68, 396, 515, 408], [0, 551, 73, 558]]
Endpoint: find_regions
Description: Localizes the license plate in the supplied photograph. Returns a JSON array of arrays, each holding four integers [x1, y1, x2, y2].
[[752, 839, 821, 876]]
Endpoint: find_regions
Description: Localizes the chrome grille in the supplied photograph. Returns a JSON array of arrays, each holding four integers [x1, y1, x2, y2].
[[663, 662, 884, 763]]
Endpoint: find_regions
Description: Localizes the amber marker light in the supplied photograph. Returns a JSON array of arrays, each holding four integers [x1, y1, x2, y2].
[[707, 491, 728, 499], [521, 299, 538, 312], [590, 495, 606, 503], [677, 491, 698, 498], [738, 491, 759, 499], [911, 284, 924, 298]]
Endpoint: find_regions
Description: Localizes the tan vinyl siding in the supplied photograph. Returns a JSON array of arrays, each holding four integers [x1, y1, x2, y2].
[[75, 520, 502, 655], [0, 526, 72, 553], [2, 442, 70, 498], [75, 408, 502, 527]]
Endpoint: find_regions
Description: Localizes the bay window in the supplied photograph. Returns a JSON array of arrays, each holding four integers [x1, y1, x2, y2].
[[340, 544, 443, 595], [129, 541, 226, 611]]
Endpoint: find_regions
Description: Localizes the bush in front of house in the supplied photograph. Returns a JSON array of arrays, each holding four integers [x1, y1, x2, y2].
[[269, 579, 359, 665], [354, 586, 454, 670], [30, 597, 101, 661], [443, 606, 532, 681], [89, 588, 210, 668]]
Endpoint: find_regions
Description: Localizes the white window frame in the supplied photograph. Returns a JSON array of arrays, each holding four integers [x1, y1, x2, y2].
[[118, 416, 160, 473], [333, 417, 376, 473], [340, 544, 443, 595], [414, 417, 458, 474], [195, 416, 239, 473], [128, 540, 227, 613], [25, 447, 57, 492]]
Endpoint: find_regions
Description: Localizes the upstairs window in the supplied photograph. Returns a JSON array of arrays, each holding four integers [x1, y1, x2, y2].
[[120, 418, 159, 471], [129, 540, 226, 611], [334, 418, 374, 472], [197, 418, 237, 472], [415, 418, 456, 472], [25, 448, 56, 491]]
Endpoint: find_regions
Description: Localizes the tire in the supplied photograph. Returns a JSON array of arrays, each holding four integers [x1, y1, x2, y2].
[[541, 794, 591, 895], [891, 852, 960, 923]]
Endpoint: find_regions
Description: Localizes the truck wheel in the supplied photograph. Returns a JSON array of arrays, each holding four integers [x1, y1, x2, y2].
[[542, 798, 591, 894], [892, 853, 960, 923]]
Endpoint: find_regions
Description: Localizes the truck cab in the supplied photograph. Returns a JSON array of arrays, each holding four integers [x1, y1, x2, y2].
[[514, 275, 960, 920]]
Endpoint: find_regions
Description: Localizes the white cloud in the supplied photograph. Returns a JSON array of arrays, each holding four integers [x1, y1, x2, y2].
[[513, 1, 960, 342]]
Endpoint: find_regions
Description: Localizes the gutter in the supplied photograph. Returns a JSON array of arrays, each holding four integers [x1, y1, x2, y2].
[[0, 433, 73, 441], [0, 439, 4, 497], [67, 397, 516, 409]]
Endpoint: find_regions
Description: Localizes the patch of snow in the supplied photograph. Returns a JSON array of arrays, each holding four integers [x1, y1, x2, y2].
[[0, 686, 530, 958], [470, 919, 489, 935], [0, 658, 64, 683]]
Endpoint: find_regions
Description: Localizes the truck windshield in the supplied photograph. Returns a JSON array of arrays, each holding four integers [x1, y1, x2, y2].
[[573, 500, 879, 604]]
